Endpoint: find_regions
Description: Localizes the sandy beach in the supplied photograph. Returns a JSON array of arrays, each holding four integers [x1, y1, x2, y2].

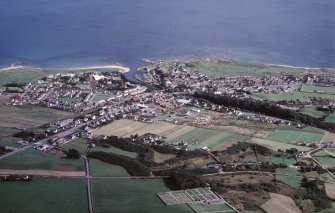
[[63, 64, 130, 73]]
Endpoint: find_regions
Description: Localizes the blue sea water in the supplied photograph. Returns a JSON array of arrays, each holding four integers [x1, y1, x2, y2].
[[0, 0, 334, 73]]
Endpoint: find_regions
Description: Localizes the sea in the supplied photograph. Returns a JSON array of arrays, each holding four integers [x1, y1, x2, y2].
[[0, 0, 334, 77]]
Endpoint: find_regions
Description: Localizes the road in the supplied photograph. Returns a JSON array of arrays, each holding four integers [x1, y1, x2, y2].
[[82, 156, 94, 213]]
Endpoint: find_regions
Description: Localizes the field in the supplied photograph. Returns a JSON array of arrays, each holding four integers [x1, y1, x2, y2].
[[249, 138, 312, 152], [92, 179, 193, 213], [89, 159, 129, 177], [268, 130, 324, 143], [301, 106, 327, 118], [276, 168, 302, 188], [261, 193, 301, 213], [0, 136, 22, 148], [325, 183, 335, 200], [0, 177, 88, 213], [154, 151, 176, 163], [325, 113, 335, 123], [251, 91, 335, 101], [315, 156, 335, 168], [61, 138, 89, 155], [91, 94, 110, 102], [0, 96, 73, 132], [0, 148, 84, 171], [188, 203, 234, 213], [300, 84, 335, 95], [94, 119, 245, 151], [0, 126, 20, 137], [271, 156, 297, 165], [91, 145, 137, 158], [57, 97, 82, 103]]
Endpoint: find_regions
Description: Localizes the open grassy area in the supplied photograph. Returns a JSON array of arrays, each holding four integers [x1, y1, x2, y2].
[[91, 145, 137, 158], [0, 136, 22, 148], [0, 96, 74, 130], [188, 202, 234, 212], [276, 168, 302, 188], [271, 156, 297, 165], [315, 156, 335, 168], [61, 138, 89, 155], [300, 84, 335, 95], [268, 130, 323, 143], [91, 94, 110, 102], [0, 126, 20, 137], [249, 138, 312, 152], [261, 193, 302, 213], [251, 91, 335, 101], [89, 159, 129, 177], [0, 67, 47, 87], [0, 177, 88, 213], [0, 148, 84, 171], [153, 151, 176, 163], [92, 179, 193, 213], [57, 97, 82, 103], [301, 106, 328, 118], [325, 113, 335, 123]]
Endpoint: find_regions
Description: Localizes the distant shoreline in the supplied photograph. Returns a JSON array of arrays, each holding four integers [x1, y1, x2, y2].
[[0, 64, 130, 73]]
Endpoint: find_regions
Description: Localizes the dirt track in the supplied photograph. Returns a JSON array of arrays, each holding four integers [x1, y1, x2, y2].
[[0, 169, 85, 177]]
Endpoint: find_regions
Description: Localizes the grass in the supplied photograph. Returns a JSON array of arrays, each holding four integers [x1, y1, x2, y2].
[[276, 168, 302, 188], [249, 137, 312, 152], [300, 84, 335, 95], [92, 179, 193, 213], [251, 91, 335, 101], [153, 151, 176, 163], [89, 159, 130, 177], [315, 156, 335, 168], [0, 67, 47, 87], [268, 130, 323, 143], [325, 113, 335, 123], [188, 202, 234, 212], [61, 138, 89, 155], [301, 106, 327, 118], [0, 136, 22, 148], [0, 148, 84, 171], [90, 145, 137, 158], [91, 94, 110, 102], [57, 97, 82, 103], [0, 96, 74, 130], [271, 156, 297, 165], [0, 126, 20, 137], [0, 177, 88, 213]]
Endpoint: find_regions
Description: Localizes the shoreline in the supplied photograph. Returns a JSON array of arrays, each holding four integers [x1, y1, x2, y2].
[[0, 64, 130, 73]]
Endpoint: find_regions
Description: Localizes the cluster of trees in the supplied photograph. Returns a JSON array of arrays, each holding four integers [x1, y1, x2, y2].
[[13, 131, 45, 141], [88, 151, 151, 176], [194, 92, 335, 131], [169, 171, 207, 189], [66, 149, 80, 159]]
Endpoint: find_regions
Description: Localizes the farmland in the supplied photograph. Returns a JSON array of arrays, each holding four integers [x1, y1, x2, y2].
[[0, 136, 22, 148], [268, 129, 324, 143], [251, 91, 335, 101], [325, 183, 335, 200], [188, 203, 234, 213], [60, 138, 89, 155], [91, 145, 137, 158], [275, 168, 302, 188], [301, 107, 327, 118], [261, 193, 301, 213], [0, 148, 84, 171], [249, 138, 312, 152], [325, 113, 335, 123], [0, 177, 88, 213], [92, 179, 193, 213], [0, 96, 73, 133], [89, 159, 130, 177]]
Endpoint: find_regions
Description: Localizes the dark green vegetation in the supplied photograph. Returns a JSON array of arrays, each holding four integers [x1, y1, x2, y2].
[[0, 148, 84, 171], [92, 179, 193, 213], [0, 177, 88, 213]]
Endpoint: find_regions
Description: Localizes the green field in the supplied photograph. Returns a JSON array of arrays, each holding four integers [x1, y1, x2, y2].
[[249, 138, 312, 152], [61, 138, 89, 155], [325, 113, 335, 123], [92, 179, 193, 213], [276, 168, 302, 188], [315, 156, 335, 168], [57, 97, 82, 103], [251, 91, 335, 101], [300, 84, 335, 95], [91, 94, 110, 102], [301, 107, 327, 118], [0, 177, 88, 213], [89, 159, 130, 177], [0, 96, 74, 130], [153, 151, 176, 163], [0, 126, 20, 137], [0, 148, 84, 171], [271, 156, 297, 165], [268, 130, 323, 143], [170, 128, 248, 151], [91, 145, 137, 158], [0, 136, 22, 148], [188, 202, 234, 212]]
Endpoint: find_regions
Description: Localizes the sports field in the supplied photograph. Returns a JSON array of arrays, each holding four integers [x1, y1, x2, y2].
[[0, 177, 88, 213], [0, 148, 84, 171], [268, 130, 323, 143], [89, 159, 129, 177], [92, 179, 193, 213]]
